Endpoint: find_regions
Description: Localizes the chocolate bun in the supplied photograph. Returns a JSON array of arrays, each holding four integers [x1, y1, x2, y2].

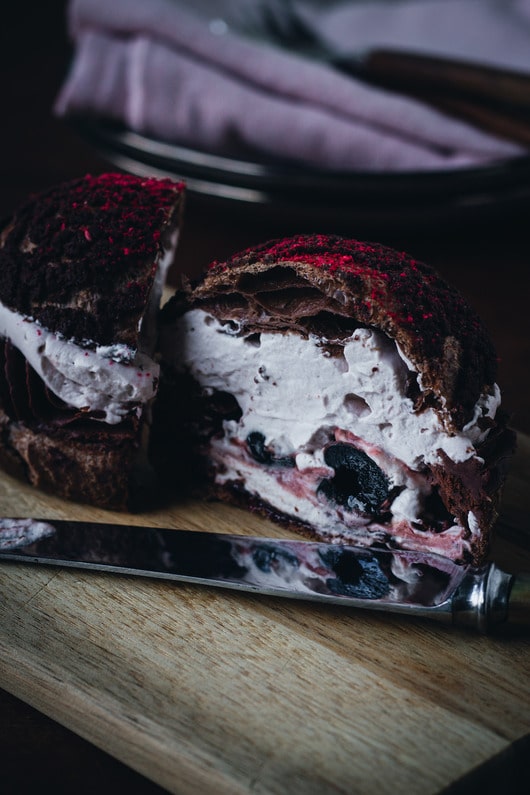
[[154, 234, 515, 565], [0, 173, 184, 509]]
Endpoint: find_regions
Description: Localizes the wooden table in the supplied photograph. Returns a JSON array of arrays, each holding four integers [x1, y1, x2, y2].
[[1, 3, 529, 794]]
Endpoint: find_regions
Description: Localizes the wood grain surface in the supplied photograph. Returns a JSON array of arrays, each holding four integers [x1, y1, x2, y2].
[[2, 4, 530, 792], [0, 434, 529, 795]]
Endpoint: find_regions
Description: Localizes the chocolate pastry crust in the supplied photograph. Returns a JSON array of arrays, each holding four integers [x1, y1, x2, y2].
[[0, 408, 137, 510], [0, 173, 184, 349]]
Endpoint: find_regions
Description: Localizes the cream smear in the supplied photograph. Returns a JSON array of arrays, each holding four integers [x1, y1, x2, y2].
[[0, 233, 180, 424], [0, 301, 158, 424]]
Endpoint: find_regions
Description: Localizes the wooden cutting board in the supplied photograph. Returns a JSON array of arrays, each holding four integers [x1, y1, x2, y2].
[[1, 435, 529, 795]]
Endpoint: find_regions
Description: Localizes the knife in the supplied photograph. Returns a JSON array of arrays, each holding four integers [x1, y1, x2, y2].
[[0, 517, 528, 634]]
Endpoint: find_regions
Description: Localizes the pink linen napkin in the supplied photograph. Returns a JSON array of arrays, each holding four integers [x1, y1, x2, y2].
[[54, 0, 530, 172]]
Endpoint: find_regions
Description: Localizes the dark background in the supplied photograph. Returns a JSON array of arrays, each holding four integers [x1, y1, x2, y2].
[[1, 2, 529, 793], [2, 1, 529, 436]]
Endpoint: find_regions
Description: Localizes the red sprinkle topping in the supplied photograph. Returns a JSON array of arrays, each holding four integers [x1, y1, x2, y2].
[[0, 173, 184, 347]]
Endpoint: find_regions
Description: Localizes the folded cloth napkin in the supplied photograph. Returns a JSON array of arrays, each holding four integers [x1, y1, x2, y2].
[[55, 0, 530, 172]]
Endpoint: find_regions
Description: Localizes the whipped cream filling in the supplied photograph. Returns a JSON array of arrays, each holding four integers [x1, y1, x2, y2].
[[0, 301, 159, 424], [207, 442, 470, 560], [162, 309, 500, 556], [165, 309, 499, 469]]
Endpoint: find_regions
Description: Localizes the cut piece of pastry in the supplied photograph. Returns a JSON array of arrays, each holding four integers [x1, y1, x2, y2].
[[0, 172, 184, 509], [154, 234, 515, 565]]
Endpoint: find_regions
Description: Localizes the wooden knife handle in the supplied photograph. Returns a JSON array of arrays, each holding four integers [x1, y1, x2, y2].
[[413, 93, 530, 147], [361, 49, 530, 110], [333, 48, 530, 145]]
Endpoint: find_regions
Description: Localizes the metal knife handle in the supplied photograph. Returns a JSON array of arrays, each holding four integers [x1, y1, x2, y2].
[[507, 572, 530, 627], [450, 563, 514, 633]]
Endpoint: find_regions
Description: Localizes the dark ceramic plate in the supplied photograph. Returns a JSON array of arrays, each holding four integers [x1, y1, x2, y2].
[[76, 120, 530, 228]]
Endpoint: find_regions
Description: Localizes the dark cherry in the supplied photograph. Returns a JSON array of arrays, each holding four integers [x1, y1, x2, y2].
[[318, 443, 389, 515], [246, 431, 295, 468], [413, 489, 455, 533], [319, 547, 390, 599]]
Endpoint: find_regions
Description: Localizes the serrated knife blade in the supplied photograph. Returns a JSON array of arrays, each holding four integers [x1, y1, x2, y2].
[[0, 517, 528, 633]]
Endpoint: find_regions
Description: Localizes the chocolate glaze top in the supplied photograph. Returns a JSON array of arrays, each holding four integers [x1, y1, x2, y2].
[[190, 233, 499, 431], [0, 173, 184, 349]]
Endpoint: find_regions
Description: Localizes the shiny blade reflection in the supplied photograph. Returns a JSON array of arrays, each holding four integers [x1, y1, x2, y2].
[[0, 517, 468, 613]]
